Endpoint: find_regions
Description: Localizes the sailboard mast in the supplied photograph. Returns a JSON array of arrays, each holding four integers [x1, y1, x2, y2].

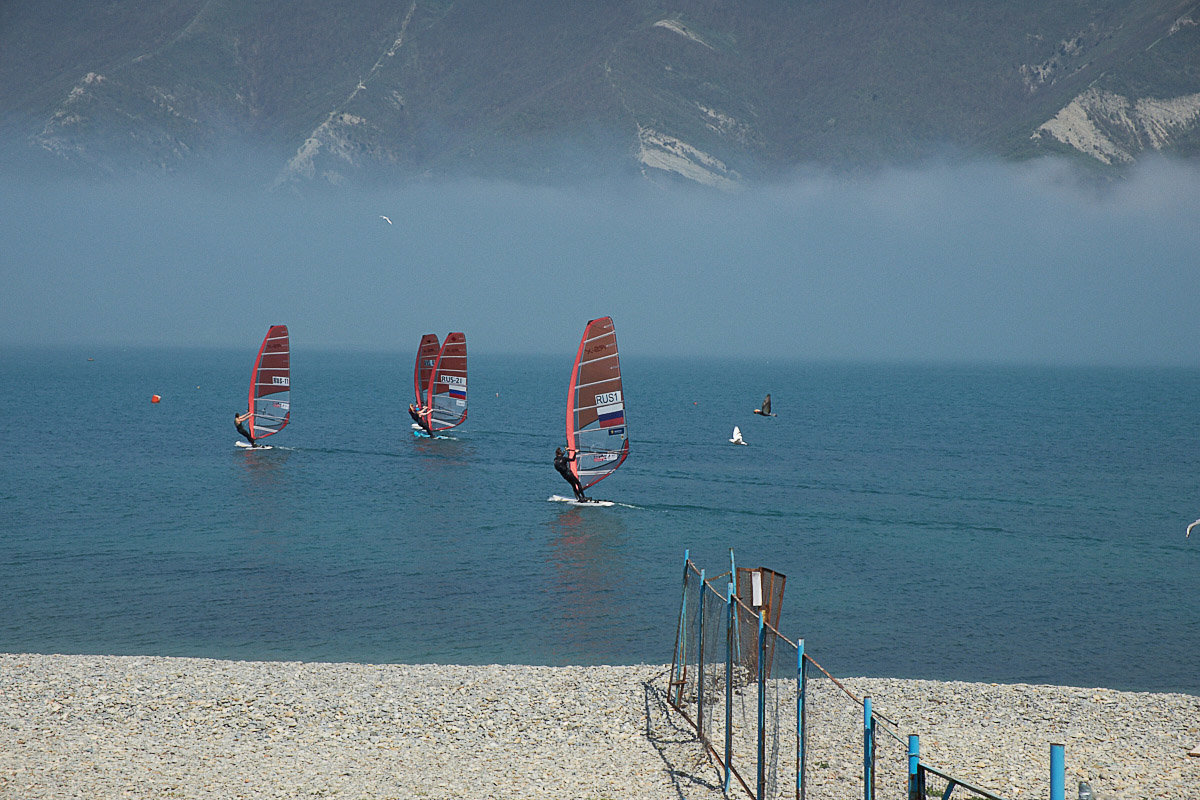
[[566, 316, 628, 490], [247, 324, 290, 440], [426, 332, 467, 432]]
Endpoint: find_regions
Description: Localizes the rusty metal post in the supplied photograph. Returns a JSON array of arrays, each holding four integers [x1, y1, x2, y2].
[[697, 568, 706, 738], [670, 550, 689, 706]]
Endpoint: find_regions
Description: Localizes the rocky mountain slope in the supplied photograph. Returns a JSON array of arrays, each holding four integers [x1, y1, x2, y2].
[[2, 0, 1197, 187]]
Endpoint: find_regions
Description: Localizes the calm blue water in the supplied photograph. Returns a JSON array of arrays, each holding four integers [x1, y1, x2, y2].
[[1, 347, 1197, 694]]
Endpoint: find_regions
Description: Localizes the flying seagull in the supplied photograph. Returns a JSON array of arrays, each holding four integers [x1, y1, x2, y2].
[[379, 215, 392, 224], [1188, 518, 1200, 538], [753, 393, 775, 416], [729, 425, 747, 445]]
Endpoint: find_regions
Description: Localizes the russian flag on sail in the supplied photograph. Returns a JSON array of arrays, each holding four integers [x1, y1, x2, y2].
[[597, 401, 625, 427], [449, 387, 466, 399]]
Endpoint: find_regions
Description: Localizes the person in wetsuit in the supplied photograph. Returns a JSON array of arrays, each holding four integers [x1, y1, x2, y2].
[[409, 403, 434, 437], [234, 411, 254, 446], [554, 447, 589, 502]]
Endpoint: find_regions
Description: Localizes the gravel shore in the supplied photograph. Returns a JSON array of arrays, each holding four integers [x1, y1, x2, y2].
[[1, 653, 1195, 799]]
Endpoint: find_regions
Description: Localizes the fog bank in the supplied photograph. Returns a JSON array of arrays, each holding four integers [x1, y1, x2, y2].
[[3, 158, 1198, 365]]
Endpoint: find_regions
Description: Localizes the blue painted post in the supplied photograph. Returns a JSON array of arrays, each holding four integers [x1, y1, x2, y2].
[[1050, 743, 1065, 800], [697, 568, 706, 737], [863, 696, 873, 800], [797, 639, 805, 800], [757, 611, 766, 800], [908, 735, 919, 800], [671, 550, 690, 706], [728, 548, 738, 668], [724, 581, 735, 793]]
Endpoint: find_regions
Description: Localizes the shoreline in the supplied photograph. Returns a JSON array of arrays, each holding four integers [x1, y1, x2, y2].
[[1, 654, 1196, 799]]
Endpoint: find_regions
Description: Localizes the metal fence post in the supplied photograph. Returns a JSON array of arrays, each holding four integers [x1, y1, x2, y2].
[[871, 715, 878, 800], [725, 581, 734, 793], [697, 568, 706, 737], [797, 639, 805, 800], [863, 696, 874, 800], [908, 735, 919, 800], [757, 610, 766, 800], [671, 550, 690, 706], [1050, 743, 1065, 800]]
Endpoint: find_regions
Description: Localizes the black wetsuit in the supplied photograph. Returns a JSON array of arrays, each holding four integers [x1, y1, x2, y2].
[[235, 416, 254, 446], [554, 451, 587, 501], [409, 404, 433, 436]]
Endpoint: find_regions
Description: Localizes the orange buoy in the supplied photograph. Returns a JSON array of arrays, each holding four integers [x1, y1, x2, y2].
[[151, 394, 161, 403]]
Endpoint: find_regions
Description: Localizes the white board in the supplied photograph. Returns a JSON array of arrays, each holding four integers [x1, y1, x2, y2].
[[547, 494, 615, 507]]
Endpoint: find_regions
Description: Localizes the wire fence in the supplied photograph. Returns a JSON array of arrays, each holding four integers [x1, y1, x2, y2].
[[669, 551, 1067, 800]]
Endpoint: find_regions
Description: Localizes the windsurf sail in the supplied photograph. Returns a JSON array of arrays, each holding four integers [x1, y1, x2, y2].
[[413, 333, 441, 411], [426, 332, 467, 431], [566, 316, 629, 489], [247, 324, 290, 440]]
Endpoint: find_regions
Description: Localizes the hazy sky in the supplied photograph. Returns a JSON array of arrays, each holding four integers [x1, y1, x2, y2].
[[3, 157, 1199, 365]]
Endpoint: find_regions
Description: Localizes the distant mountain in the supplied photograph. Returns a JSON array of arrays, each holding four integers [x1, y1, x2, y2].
[[2, 0, 1198, 187]]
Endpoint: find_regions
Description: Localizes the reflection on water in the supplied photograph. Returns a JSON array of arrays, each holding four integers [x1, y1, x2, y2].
[[234, 446, 291, 505], [234, 447, 294, 541], [411, 435, 476, 469], [235, 447, 291, 480], [546, 508, 631, 663]]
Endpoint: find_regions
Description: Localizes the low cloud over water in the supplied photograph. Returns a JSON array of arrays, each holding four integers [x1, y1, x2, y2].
[[3, 157, 1198, 365]]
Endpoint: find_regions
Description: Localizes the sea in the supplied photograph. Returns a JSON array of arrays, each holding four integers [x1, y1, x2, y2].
[[1, 346, 1197, 695]]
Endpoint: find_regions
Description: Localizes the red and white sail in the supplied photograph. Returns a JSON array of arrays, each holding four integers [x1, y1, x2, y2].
[[413, 334, 441, 420], [426, 332, 467, 431], [566, 316, 628, 489], [248, 324, 290, 440]]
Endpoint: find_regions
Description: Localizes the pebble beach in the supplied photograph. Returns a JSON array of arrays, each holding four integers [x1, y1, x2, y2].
[[0, 653, 1196, 800]]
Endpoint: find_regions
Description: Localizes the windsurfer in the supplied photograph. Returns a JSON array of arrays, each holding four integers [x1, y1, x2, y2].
[[234, 411, 254, 446], [408, 403, 434, 436], [554, 447, 589, 502]]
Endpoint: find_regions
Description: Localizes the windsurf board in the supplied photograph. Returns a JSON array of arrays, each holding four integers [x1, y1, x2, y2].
[[548, 494, 615, 507]]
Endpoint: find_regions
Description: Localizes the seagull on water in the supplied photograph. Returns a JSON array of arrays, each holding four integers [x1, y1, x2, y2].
[[729, 425, 747, 445], [1188, 518, 1200, 538], [379, 215, 392, 225]]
